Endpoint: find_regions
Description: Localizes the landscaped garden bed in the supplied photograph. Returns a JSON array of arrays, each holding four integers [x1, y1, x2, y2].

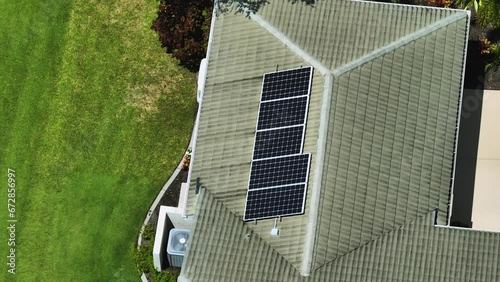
[[469, 11, 500, 89], [135, 158, 189, 281]]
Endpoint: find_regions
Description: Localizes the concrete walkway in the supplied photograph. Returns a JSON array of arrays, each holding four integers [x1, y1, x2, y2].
[[471, 90, 500, 232]]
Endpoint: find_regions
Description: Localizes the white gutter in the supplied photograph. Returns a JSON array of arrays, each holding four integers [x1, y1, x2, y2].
[[435, 224, 500, 234], [351, 0, 469, 13], [182, 1, 218, 218]]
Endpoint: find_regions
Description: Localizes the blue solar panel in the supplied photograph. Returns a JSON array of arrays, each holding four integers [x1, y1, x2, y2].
[[249, 154, 311, 190], [244, 66, 314, 221], [253, 126, 304, 160], [261, 67, 313, 101], [244, 184, 307, 220], [257, 97, 308, 130]]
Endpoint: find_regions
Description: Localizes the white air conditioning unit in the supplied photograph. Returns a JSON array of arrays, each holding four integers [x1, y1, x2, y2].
[[167, 228, 190, 267]]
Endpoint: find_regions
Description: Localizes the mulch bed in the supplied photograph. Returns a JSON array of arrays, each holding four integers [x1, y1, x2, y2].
[[147, 169, 188, 231]]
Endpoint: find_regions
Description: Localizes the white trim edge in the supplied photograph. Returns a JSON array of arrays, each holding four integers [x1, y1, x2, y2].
[[351, 0, 470, 13], [301, 74, 334, 276], [182, 1, 218, 218]]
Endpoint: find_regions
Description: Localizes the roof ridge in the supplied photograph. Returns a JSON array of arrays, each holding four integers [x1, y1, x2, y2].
[[332, 11, 469, 77], [315, 210, 436, 272], [193, 187, 243, 222], [249, 12, 330, 75], [301, 73, 334, 276]]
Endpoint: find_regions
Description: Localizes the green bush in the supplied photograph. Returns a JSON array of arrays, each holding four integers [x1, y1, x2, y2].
[[134, 244, 156, 274], [142, 224, 156, 241], [476, 0, 500, 28], [485, 44, 500, 73], [134, 225, 178, 282], [453, 0, 481, 10]]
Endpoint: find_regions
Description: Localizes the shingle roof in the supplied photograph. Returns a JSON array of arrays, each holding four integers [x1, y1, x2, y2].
[[186, 10, 326, 270], [313, 14, 468, 269], [179, 0, 500, 281], [180, 189, 500, 282], [257, 0, 460, 70]]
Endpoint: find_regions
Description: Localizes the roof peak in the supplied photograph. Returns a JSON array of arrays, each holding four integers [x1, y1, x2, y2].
[[249, 12, 330, 75], [333, 11, 468, 76]]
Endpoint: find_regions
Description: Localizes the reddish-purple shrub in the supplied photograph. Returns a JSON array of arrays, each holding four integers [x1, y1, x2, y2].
[[152, 0, 212, 72]]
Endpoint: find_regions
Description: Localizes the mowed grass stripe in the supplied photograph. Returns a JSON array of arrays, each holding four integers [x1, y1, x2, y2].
[[0, 1, 74, 281], [1, 0, 196, 281]]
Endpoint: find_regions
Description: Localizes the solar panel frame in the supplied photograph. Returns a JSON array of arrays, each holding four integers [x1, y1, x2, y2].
[[249, 66, 313, 162], [261, 67, 313, 101], [243, 66, 314, 221], [257, 96, 309, 130], [243, 183, 308, 221], [253, 125, 305, 160], [248, 153, 311, 190], [243, 153, 311, 221]]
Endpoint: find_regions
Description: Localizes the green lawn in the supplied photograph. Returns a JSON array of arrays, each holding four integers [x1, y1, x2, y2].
[[0, 0, 197, 281]]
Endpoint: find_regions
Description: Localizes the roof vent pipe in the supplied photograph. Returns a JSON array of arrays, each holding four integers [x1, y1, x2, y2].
[[195, 177, 201, 195], [271, 218, 280, 237]]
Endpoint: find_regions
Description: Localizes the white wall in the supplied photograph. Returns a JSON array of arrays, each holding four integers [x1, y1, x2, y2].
[[153, 183, 193, 270], [153, 206, 169, 271], [472, 90, 500, 232]]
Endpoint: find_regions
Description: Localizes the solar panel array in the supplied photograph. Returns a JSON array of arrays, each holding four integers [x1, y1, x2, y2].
[[244, 67, 313, 221]]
